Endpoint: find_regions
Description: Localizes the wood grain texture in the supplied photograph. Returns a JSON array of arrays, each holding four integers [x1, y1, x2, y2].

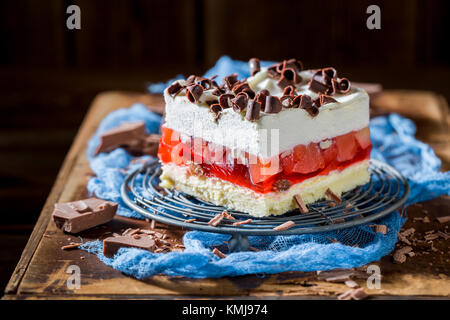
[[3, 91, 450, 300]]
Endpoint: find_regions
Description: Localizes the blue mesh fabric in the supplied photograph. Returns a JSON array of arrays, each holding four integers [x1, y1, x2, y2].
[[81, 57, 450, 279]]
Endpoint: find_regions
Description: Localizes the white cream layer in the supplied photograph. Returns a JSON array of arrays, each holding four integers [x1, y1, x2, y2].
[[163, 69, 369, 159], [160, 160, 370, 217]]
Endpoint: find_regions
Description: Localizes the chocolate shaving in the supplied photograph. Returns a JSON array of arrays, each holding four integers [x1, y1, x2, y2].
[[249, 58, 261, 76], [232, 81, 250, 95], [245, 99, 261, 121], [264, 96, 282, 113], [273, 220, 296, 231], [338, 78, 351, 93], [184, 218, 196, 223], [231, 94, 248, 113], [208, 213, 224, 227], [212, 86, 226, 96], [280, 95, 294, 108], [185, 75, 196, 85], [223, 73, 238, 90], [276, 75, 291, 90], [210, 103, 222, 116], [186, 84, 203, 103], [233, 219, 252, 226], [218, 94, 234, 109], [325, 188, 342, 204], [212, 248, 227, 259], [167, 82, 183, 97], [221, 211, 235, 220], [255, 89, 269, 110], [393, 246, 412, 264], [267, 64, 281, 79], [294, 194, 309, 214], [61, 242, 82, 250], [318, 93, 338, 106], [283, 85, 296, 96], [370, 224, 388, 235], [272, 179, 290, 191]]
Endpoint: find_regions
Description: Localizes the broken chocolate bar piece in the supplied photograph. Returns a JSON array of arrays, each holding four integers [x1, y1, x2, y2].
[[103, 231, 157, 257], [95, 121, 147, 155], [53, 198, 117, 234]]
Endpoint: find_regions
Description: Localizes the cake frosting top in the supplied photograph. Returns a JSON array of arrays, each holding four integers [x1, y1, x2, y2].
[[164, 58, 366, 123]]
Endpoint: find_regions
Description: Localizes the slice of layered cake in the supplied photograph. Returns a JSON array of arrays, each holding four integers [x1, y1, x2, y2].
[[157, 58, 372, 217]]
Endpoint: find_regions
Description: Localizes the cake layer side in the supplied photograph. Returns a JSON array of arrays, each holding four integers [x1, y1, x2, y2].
[[163, 71, 369, 159], [159, 160, 370, 217]]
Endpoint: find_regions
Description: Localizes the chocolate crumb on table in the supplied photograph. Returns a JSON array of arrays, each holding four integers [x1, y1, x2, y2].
[[435, 216, 450, 223], [52, 198, 118, 234], [393, 246, 413, 264], [273, 220, 296, 231], [61, 242, 82, 250]]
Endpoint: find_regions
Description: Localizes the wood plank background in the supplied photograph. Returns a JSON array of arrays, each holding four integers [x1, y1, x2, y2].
[[0, 0, 449, 292]]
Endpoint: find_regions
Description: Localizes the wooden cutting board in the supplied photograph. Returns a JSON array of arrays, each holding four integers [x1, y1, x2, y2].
[[3, 90, 450, 300]]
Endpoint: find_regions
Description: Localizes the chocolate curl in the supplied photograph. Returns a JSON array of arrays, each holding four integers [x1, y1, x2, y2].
[[185, 75, 196, 85], [264, 96, 282, 113], [308, 78, 329, 94], [210, 103, 222, 120], [232, 81, 250, 94], [291, 95, 301, 108], [255, 89, 270, 110], [322, 67, 337, 83], [241, 87, 255, 99], [249, 58, 261, 76], [283, 85, 296, 96], [212, 86, 226, 96], [284, 58, 303, 72], [338, 78, 351, 93], [267, 64, 281, 79], [218, 94, 234, 109], [186, 84, 203, 103], [195, 77, 214, 90], [299, 94, 319, 117], [280, 95, 294, 108], [223, 73, 238, 90], [245, 99, 261, 121], [319, 93, 338, 106], [277, 76, 291, 89], [231, 94, 248, 113], [167, 82, 183, 97]]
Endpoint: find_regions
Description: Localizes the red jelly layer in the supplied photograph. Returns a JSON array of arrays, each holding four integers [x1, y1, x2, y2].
[[158, 126, 372, 194]]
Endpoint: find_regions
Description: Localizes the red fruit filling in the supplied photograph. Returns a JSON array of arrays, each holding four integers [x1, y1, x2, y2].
[[158, 126, 372, 194]]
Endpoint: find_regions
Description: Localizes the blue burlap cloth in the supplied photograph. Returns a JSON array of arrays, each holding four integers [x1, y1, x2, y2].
[[81, 57, 450, 279]]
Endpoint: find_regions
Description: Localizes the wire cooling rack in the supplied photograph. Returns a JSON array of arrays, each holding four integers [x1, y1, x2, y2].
[[121, 159, 409, 251]]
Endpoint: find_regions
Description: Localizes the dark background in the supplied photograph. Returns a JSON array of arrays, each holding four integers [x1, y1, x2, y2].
[[0, 0, 449, 291]]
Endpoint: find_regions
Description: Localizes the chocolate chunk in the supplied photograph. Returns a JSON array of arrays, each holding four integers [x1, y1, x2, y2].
[[167, 82, 183, 97], [272, 179, 291, 191], [218, 94, 234, 109], [95, 121, 147, 155], [249, 58, 261, 76], [231, 94, 248, 113], [264, 96, 282, 113], [245, 99, 261, 121], [223, 73, 238, 90], [186, 84, 203, 103], [53, 198, 117, 234], [103, 232, 156, 258], [273, 220, 295, 231]]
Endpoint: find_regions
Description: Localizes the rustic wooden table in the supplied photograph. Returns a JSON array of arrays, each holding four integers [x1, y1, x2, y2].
[[3, 90, 450, 300]]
